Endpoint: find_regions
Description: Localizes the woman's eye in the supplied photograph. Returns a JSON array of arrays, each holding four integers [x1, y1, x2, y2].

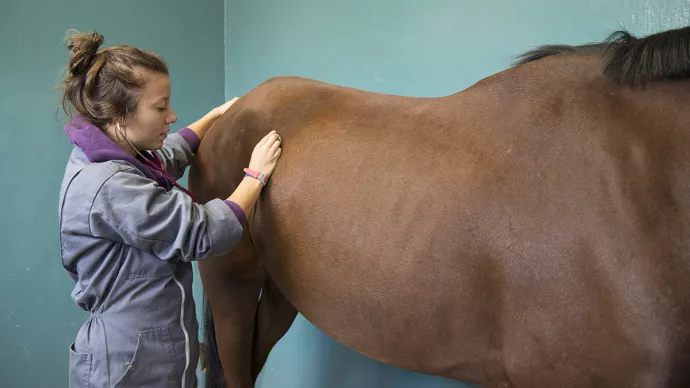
[[157, 107, 167, 112]]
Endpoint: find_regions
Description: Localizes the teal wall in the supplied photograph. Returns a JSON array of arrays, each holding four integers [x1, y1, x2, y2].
[[224, 1, 690, 387], [0, 0, 224, 386], [2, 0, 689, 387]]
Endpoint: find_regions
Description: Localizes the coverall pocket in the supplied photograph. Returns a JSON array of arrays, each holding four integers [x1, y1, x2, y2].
[[114, 325, 177, 387], [69, 342, 92, 388]]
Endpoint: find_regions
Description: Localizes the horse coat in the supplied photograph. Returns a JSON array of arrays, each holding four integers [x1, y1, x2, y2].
[[191, 26, 690, 388]]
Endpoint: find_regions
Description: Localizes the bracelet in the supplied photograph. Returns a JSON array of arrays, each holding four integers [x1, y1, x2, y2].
[[243, 168, 268, 185]]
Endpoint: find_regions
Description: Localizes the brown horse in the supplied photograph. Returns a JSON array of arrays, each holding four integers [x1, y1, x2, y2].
[[189, 26, 690, 388]]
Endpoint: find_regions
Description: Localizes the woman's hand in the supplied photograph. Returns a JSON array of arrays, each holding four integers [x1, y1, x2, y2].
[[188, 97, 241, 141], [211, 97, 240, 120], [248, 130, 282, 178], [226, 130, 282, 218]]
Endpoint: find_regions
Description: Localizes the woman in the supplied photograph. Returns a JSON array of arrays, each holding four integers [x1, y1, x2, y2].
[[58, 30, 280, 387]]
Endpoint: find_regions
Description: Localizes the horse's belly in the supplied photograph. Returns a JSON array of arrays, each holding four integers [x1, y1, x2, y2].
[[264, 231, 690, 387], [265, 245, 504, 383]]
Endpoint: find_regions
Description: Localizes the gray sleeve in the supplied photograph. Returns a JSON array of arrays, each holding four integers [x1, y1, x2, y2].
[[89, 169, 243, 262], [154, 128, 200, 180]]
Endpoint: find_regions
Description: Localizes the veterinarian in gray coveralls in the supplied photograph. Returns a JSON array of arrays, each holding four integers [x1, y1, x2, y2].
[[58, 30, 282, 387]]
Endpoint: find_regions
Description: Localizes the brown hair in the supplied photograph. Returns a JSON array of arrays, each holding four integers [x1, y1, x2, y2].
[[59, 30, 169, 129]]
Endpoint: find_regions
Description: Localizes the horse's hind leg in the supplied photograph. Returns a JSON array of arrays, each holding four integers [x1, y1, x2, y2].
[[251, 276, 298, 382]]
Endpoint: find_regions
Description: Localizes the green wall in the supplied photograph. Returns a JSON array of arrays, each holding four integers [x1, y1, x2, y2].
[[0, 0, 224, 386], [224, 1, 689, 387]]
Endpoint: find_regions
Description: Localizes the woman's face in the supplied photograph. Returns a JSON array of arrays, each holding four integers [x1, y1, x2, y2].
[[122, 69, 177, 151]]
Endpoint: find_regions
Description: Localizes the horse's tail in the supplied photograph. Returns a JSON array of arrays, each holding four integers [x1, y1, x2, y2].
[[202, 294, 226, 388]]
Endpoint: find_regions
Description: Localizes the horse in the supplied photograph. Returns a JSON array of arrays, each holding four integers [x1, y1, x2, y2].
[[188, 25, 690, 388]]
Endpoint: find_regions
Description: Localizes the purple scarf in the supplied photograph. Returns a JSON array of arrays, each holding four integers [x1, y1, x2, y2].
[[65, 115, 177, 191]]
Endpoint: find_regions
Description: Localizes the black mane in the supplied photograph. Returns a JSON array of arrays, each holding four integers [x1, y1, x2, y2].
[[515, 26, 690, 87]]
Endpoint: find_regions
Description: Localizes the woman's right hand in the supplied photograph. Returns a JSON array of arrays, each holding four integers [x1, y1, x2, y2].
[[248, 130, 282, 179]]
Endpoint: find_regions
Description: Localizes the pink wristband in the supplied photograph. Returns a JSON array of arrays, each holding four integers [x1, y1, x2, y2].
[[243, 168, 268, 185]]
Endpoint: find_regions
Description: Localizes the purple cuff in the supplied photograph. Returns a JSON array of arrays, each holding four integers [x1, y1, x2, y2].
[[224, 200, 247, 228], [177, 127, 200, 153]]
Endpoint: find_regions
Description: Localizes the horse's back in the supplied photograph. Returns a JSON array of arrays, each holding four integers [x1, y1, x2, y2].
[[221, 56, 690, 387]]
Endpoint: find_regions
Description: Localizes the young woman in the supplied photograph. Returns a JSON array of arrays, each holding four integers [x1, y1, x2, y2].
[[58, 30, 281, 387]]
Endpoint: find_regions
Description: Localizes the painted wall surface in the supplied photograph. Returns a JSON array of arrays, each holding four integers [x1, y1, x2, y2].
[[224, 1, 689, 387], [0, 0, 224, 386], [2, 0, 689, 386]]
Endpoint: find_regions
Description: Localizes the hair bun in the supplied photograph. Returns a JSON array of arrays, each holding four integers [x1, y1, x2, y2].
[[65, 30, 104, 77]]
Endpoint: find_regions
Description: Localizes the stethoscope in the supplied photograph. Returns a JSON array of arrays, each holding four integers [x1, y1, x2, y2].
[[116, 122, 199, 202]]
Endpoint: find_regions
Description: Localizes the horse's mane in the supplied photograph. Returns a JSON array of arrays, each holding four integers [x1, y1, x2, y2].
[[515, 26, 690, 87]]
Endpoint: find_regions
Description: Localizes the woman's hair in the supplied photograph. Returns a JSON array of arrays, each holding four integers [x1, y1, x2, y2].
[[59, 30, 169, 129]]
